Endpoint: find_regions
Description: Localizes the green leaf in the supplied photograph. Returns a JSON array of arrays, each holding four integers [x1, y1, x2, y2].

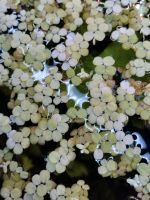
[[132, 74, 150, 83], [100, 42, 135, 68], [67, 99, 75, 108], [21, 156, 33, 171], [60, 82, 67, 92], [82, 101, 90, 109], [76, 23, 87, 34], [76, 81, 89, 94], [66, 160, 88, 177], [80, 54, 95, 73]]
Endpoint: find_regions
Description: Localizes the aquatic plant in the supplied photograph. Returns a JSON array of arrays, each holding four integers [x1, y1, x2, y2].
[[0, 0, 150, 199]]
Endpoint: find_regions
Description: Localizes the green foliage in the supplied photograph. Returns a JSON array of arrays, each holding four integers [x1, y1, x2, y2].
[[100, 42, 135, 68], [80, 54, 95, 73], [67, 99, 75, 108], [21, 156, 33, 171], [66, 160, 88, 177]]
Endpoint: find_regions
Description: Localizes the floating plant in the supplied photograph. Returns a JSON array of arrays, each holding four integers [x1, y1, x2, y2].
[[0, 0, 150, 200]]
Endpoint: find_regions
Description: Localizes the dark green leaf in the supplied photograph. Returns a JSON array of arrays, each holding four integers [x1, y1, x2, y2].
[[100, 42, 135, 68], [67, 99, 75, 108], [66, 160, 88, 177], [76, 23, 87, 34], [80, 54, 95, 73], [132, 74, 150, 83]]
